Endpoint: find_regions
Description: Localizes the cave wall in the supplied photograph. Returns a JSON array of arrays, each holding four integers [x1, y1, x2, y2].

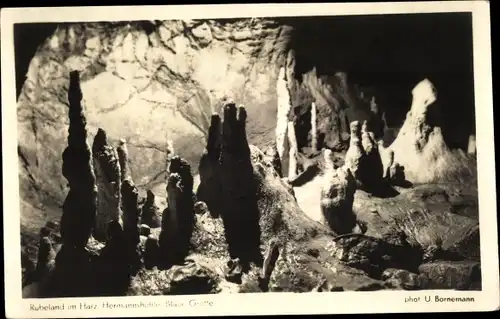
[[15, 13, 475, 213]]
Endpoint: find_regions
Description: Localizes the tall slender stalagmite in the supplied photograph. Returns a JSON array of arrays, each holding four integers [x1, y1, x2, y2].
[[276, 67, 292, 164], [311, 102, 318, 152], [117, 139, 132, 182], [92, 128, 122, 242], [59, 70, 97, 250]]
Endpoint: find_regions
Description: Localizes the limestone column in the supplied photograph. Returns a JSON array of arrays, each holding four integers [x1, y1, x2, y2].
[[311, 102, 318, 152]]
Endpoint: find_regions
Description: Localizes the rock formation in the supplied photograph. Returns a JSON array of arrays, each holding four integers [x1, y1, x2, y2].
[[467, 134, 476, 155], [388, 79, 474, 184], [218, 103, 262, 267], [287, 121, 299, 179], [117, 139, 132, 182], [264, 145, 283, 178], [360, 120, 384, 189], [34, 228, 56, 281], [159, 156, 196, 266], [311, 102, 318, 152], [276, 67, 292, 166], [52, 70, 98, 297], [143, 235, 160, 270], [97, 220, 132, 296], [120, 179, 142, 274], [320, 163, 358, 235], [92, 128, 122, 241], [59, 70, 98, 250], [259, 238, 281, 291], [140, 190, 161, 228], [196, 114, 223, 218], [343, 121, 366, 187]]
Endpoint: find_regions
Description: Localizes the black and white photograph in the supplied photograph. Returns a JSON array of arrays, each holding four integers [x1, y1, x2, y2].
[[2, 2, 499, 317]]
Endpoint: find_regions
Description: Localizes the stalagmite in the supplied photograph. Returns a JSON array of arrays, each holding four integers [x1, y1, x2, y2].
[[360, 120, 384, 188], [320, 165, 357, 235], [323, 148, 336, 172], [59, 70, 97, 250], [467, 134, 476, 155], [388, 78, 469, 184], [311, 102, 318, 152], [92, 128, 122, 242], [287, 121, 299, 179], [218, 103, 262, 267], [117, 139, 132, 182], [343, 121, 366, 186], [264, 144, 283, 178], [159, 156, 195, 266], [275, 67, 293, 165]]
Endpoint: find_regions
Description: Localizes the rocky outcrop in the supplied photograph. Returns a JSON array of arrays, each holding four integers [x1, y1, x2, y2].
[[17, 18, 480, 297], [388, 79, 476, 184], [92, 128, 122, 241]]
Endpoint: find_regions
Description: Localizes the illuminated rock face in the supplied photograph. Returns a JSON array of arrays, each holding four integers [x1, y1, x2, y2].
[[92, 128, 122, 242]]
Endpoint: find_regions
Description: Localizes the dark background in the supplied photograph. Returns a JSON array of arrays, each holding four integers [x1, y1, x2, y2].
[[14, 12, 475, 149]]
